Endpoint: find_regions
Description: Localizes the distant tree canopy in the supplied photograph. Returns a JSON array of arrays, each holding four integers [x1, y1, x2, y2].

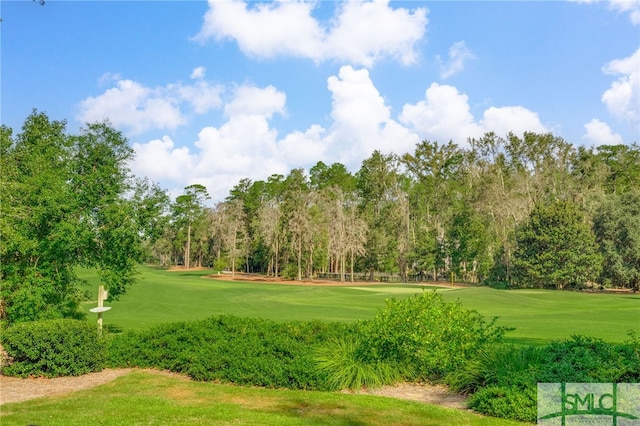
[[150, 132, 638, 292], [0, 111, 168, 324]]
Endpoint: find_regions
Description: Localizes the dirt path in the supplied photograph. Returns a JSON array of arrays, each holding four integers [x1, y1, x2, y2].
[[0, 368, 135, 404], [0, 368, 467, 409]]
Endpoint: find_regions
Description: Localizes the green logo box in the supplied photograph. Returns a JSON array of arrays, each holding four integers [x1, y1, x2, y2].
[[538, 383, 640, 425]]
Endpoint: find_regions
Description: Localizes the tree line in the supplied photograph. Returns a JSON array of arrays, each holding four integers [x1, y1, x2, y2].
[[1, 111, 638, 323], [159, 130, 640, 292]]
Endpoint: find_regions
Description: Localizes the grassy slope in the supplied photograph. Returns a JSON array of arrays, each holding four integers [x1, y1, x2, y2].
[[0, 371, 526, 426], [80, 266, 640, 343]]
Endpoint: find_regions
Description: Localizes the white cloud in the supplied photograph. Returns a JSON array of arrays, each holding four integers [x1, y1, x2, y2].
[[129, 85, 291, 201], [98, 72, 121, 86], [399, 83, 483, 143], [602, 48, 640, 125], [570, 0, 640, 24], [583, 119, 623, 146], [194, 0, 427, 67], [128, 68, 550, 202], [325, 0, 428, 66], [224, 85, 286, 118], [128, 68, 423, 200], [609, 0, 640, 24], [438, 41, 475, 79], [278, 125, 327, 165], [77, 74, 223, 135], [77, 80, 186, 135], [479, 106, 547, 136], [190, 66, 206, 80], [400, 83, 547, 145], [325, 66, 419, 164], [194, 1, 324, 60], [131, 136, 196, 182], [174, 80, 224, 115]]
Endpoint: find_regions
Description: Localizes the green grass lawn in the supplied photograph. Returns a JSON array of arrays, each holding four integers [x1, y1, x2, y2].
[[0, 370, 526, 426], [80, 266, 640, 343]]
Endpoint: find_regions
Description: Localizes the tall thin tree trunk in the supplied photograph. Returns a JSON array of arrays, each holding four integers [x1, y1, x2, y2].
[[231, 231, 236, 278], [350, 250, 355, 282], [275, 239, 279, 278], [185, 222, 191, 269], [297, 235, 302, 281]]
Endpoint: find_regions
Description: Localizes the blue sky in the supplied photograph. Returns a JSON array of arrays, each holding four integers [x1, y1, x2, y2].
[[2, 0, 639, 201]]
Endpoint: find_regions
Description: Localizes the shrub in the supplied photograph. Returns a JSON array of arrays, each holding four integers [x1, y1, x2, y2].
[[107, 315, 357, 390], [0, 319, 106, 377], [467, 385, 536, 422], [359, 291, 508, 380], [537, 334, 640, 383], [456, 335, 640, 422]]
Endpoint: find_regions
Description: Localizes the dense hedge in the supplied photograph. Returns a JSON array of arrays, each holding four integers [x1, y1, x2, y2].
[[0, 319, 106, 377], [107, 315, 359, 390]]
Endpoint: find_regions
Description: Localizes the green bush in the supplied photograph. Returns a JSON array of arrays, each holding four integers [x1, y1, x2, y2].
[[359, 291, 508, 380], [467, 385, 536, 422], [107, 315, 357, 390], [0, 319, 106, 377], [537, 334, 640, 383]]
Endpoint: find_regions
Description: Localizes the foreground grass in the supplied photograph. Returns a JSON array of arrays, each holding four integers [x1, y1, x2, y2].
[[79, 266, 640, 343], [0, 371, 527, 426]]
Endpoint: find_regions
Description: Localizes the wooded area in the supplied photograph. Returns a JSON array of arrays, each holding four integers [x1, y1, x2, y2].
[[157, 126, 639, 293], [2, 111, 639, 323]]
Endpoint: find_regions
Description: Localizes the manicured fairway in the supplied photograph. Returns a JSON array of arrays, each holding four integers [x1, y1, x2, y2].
[[438, 287, 640, 345], [0, 370, 526, 426], [80, 267, 640, 343]]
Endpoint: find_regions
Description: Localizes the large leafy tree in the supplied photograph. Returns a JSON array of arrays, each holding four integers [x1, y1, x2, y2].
[[356, 151, 403, 279], [512, 201, 602, 289], [446, 206, 490, 283], [593, 191, 640, 289], [402, 140, 465, 281], [0, 111, 158, 323]]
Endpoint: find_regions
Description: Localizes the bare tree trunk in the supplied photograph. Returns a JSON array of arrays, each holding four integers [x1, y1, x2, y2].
[[231, 229, 236, 278], [275, 239, 279, 277], [297, 235, 302, 281]]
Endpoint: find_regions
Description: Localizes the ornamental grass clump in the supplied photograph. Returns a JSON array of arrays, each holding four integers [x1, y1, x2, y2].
[[314, 336, 411, 390]]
